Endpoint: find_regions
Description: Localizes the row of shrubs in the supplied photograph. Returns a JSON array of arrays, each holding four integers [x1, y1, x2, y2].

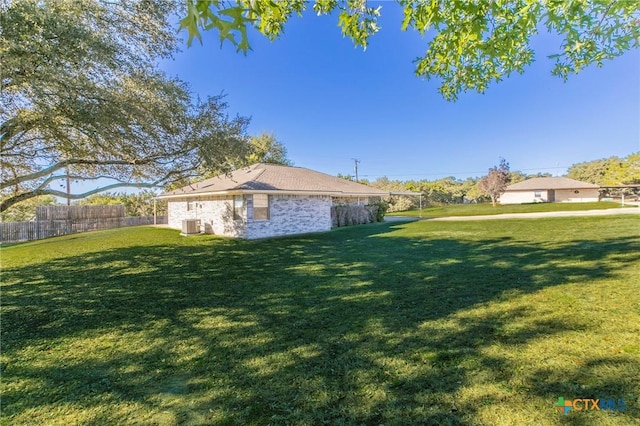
[[331, 200, 388, 228]]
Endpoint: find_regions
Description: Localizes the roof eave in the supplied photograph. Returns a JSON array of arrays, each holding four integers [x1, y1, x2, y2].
[[389, 191, 421, 196], [506, 186, 599, 191], [157, 189, 391, 199]]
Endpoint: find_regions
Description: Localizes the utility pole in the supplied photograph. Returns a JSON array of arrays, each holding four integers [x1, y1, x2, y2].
[[352, 158, 360, 182], [66, 165, 71, 205]]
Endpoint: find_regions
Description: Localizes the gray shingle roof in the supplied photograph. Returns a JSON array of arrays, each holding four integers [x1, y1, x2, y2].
[[506, 177, 599, 191], [160, 163, 392, 197]]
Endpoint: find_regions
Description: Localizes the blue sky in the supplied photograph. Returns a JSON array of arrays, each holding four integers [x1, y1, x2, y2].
[[161, 4, 639, 182]]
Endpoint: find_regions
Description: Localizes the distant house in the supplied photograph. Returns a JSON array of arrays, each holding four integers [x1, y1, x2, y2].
[[158, 163, 397, 239], [500, 177, 600, 204]]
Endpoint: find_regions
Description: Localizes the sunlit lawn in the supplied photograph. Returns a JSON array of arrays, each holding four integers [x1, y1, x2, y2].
[[1, 216, 639, 425], [387, 201, 632, 218]]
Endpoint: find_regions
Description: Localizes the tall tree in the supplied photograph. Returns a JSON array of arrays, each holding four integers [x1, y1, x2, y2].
[[76, 190, 167, 217], [464, 178, 487, 204], [0, 195, 58, 222], [420, 177, 469, 205], [566, 158, 612, 184], [179, 0, 640, 100], [245, 133, 293, 166], [567, 152, 640, 185], [0, 0, 250, 213], [371, 177, 417, 212], [479, 158, 511, 207], [606, 152, 640, 185]]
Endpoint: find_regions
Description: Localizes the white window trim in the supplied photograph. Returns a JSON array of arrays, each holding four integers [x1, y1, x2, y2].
[[252, 194, 270, 221]]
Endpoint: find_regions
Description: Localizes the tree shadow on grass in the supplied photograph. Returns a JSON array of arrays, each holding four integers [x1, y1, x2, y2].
[[2, 222, 639, 424]]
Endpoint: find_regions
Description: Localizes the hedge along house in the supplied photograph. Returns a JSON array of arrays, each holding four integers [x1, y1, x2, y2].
[[500, 177, 600, 204], [158, 163, 401, 239]]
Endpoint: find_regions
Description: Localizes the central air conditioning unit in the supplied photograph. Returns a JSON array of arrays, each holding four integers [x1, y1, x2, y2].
[[181, 219, 201, 235]]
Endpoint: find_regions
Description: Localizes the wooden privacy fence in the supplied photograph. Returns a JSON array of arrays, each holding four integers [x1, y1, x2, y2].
[[1, 205, 167, 243], [36, 205, 126, 220], [0, 216, 168, 243]]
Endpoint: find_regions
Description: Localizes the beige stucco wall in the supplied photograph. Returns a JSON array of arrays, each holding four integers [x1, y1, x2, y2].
[[500, 191, 542, 204], [500, 189, 600, 204], [554, 188, 600, 202]]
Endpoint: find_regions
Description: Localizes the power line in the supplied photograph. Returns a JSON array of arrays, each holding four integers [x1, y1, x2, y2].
[[357, 166, 569, 179]]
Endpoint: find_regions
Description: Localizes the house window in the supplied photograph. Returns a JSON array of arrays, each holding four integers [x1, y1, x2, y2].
[[233, 195, 243, 220], [253, 194, 270, 220], [187, 201, 195, 211], [534, 191, 542, 197]]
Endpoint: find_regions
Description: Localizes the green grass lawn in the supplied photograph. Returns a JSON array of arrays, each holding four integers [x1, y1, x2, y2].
[[2, 217, 639, 425], [387, 201, 632, 218]]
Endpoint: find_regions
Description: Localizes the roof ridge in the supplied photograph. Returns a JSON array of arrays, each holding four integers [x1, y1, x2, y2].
[[160, 163, 413, 197]]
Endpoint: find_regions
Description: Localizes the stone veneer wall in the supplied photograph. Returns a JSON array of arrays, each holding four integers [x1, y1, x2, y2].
[[167, 196, 246, 238], [168, 194, 377, 239], [246, 195, 332, 239]]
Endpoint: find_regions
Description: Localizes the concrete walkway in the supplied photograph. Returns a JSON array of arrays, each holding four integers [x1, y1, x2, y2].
[[426, 207, 640, 222], [384, 207, 640, 223], [384, 216, 419, 222]]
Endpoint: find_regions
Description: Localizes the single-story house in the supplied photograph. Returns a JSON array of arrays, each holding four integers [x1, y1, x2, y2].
[[499, 177, 600, 204], [158, 163, 404, 239]]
